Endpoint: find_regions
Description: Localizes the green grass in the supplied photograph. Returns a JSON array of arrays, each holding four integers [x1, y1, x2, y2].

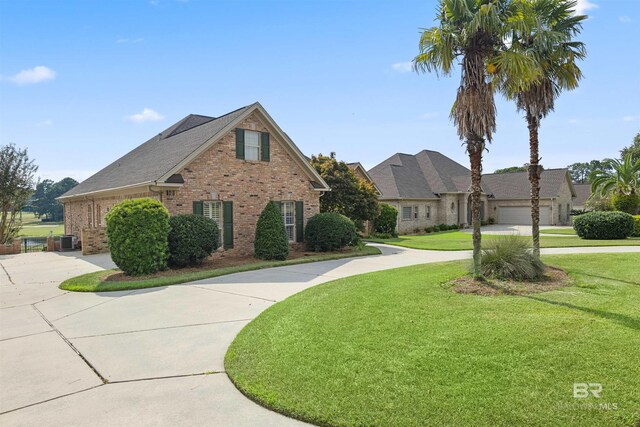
[[540, 228, 577, 235], [366, 230, 639, 251], [16, 212, 64, 237], [226, 253, 640, 427], [59, 245, 381, 292]]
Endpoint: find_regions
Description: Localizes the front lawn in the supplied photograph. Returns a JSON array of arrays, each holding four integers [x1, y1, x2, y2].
[[366, 231, 639, 250], [60, 245, 381, 292], [540, 228, 576, 235], [226, 253, 640, 427]]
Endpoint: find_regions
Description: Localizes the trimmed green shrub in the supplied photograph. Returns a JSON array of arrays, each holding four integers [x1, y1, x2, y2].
[[105, 198, 170, 276], [481, 235, 545, 281], [573, 211, 634, 240], [168, 214, 220, 267], [373, 204, 397, 236], [254, 201, 289, 260], [611, 193, 639, 214], [305, 213, 359, 252], [633, 215, 640, 237]]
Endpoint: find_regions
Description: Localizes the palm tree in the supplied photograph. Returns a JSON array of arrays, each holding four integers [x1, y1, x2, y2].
[[413, 0, 537, 278], [497, 0, 586, 258], [590, 154, 640, 213]]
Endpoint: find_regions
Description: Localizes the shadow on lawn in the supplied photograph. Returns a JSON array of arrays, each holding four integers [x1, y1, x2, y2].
[[524, 295, 640, 331], [571, 272, 640, 286]]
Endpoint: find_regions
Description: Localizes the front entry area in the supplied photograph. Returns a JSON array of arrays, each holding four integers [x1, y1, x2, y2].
[[498, 206, 551, 225]]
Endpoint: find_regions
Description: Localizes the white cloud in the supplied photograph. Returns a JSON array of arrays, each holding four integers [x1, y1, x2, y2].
[[116, 37, 144, 44], [622, 115, 639, 122], [126, 108, 165, 123], [7, 66, 56, 85], [391, 62, 412, 73], [568, 118, 579, 124], [421, 112, 438, 120], [36, 119, 53, 127], [619, 16, 632, 23], [573, 0, 598, 16]]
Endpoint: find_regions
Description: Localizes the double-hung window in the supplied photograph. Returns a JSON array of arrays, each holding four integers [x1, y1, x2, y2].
[[244, 130, 260, 161], [281, 201, 295, 242], [402, 206, 413, 221], [426, 205, 431, 219], [203, 201, 223, 243]]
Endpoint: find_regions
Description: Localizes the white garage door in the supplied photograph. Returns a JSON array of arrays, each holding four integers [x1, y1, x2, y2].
[[498, 206, 551, 225]]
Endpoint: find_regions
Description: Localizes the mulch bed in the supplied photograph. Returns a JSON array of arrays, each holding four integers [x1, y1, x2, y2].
[[449, 266, 572, 296], [103, 248, 354, 283]]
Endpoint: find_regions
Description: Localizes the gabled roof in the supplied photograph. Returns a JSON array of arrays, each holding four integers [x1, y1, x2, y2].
[[60, 103, 329, 200], [572, 183, 591, 206], [346, 162, 382, 194], [482, 169, 576, 199]]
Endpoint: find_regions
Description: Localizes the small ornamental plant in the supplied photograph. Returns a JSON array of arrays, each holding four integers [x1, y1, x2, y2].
[[105, 198, 170, 276], [254, 201, 289, 260]]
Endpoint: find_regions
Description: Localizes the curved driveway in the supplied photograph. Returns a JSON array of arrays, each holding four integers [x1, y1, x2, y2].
[[1, 244, 639, 426]]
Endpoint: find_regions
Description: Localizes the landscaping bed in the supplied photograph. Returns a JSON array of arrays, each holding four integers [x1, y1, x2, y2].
[[60, 245, 381, 292], [226, 253, 640, 427]]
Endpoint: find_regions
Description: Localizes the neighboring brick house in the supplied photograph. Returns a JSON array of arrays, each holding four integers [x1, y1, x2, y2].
[[58, 102, 329, 256], [572, 183, 592, 210], [368, 150, 576, 234]]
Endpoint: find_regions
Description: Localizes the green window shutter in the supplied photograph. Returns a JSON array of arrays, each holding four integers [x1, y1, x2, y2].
[[295, 201, 304, 242], [235, 128, 245, 160], [193, 201, 203, 216], [260, 132, 270, 161], [223, 201, 234, 249]]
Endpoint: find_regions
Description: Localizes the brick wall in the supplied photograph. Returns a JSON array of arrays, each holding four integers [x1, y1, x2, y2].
[[64, 191, 157, 237], [63, 111, 321, 257], [0, 240, 21, 255], [162, 111, 321, 256], [81, 227, 109, 255]]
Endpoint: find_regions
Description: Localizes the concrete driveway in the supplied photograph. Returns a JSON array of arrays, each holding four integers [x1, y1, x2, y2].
[[1, 244, 639, 426]]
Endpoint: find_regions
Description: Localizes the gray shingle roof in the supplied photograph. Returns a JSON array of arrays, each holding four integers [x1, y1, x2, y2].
[[61, 105, 254, 198], [572, 183, 591, 206], [482, 169, 572, 199], [368, 153, 438, 199], [369, 150, 571, 200]]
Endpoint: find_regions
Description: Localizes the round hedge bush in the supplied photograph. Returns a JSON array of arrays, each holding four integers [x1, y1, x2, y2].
[[168, 214, 220, 267], [254, 201, 289, 260], [572, 211, 634, 240], [105, 198, 170, 276], [611, 193, 639, 214], [305, 213, 359, 252], [373, 204, 397, 236]]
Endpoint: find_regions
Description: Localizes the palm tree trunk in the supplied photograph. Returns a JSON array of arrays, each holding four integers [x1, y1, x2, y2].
[[527, 112, 542, 259], [468, 135, 484, 279]]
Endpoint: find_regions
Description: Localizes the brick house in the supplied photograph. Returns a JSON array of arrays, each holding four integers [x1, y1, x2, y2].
[[368, 150, 576, 234], [58, 102, 329, 256]]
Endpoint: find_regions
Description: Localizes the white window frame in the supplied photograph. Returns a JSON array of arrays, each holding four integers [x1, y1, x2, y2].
[[244, 130, 260, 161], [203, 201, 223, 243], [281, 201, 295, 242]]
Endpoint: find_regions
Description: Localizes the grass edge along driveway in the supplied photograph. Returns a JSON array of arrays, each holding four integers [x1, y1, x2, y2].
[[60, 246, 381, 292], [225, 253, 640, 427], [366, 230, 639, 251]]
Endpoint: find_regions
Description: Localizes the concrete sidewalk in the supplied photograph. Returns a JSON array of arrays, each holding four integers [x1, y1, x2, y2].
[[1, 245, 638, 426]]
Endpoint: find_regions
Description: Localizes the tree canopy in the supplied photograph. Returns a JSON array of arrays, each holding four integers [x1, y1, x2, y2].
[[620, 132, 640, 164], [310, 153, 378, 229], [30, 177, 78, 221], [568, 160, 611, 184], [0, 144, 38, 243]]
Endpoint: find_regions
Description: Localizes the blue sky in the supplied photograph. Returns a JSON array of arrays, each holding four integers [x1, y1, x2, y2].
[[1, 0, 638, 182]]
